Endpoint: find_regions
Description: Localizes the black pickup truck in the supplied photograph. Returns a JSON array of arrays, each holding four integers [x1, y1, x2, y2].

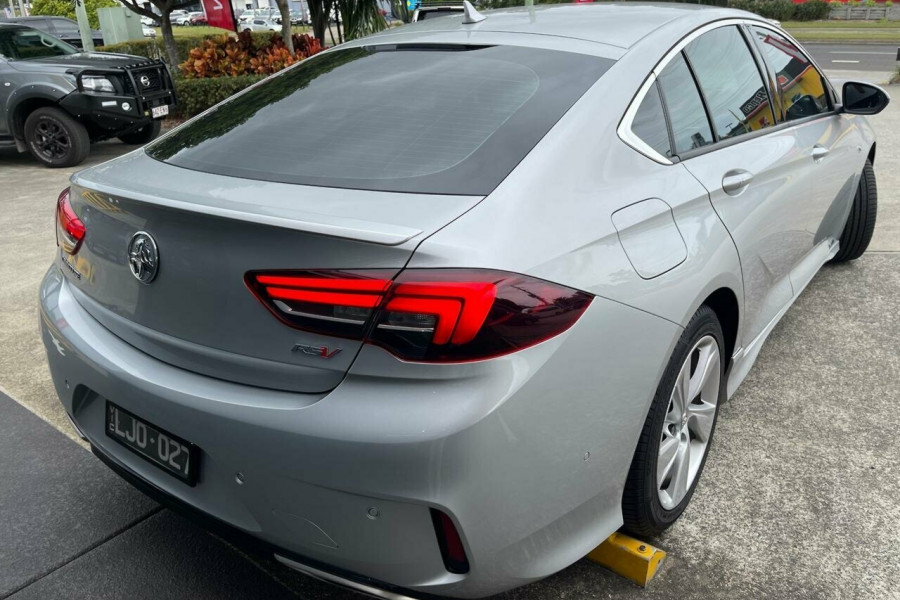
[[0, 23, 176, 167]]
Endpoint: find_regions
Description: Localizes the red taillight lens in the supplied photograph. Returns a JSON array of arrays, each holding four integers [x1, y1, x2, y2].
[[56, 187, 85, 255], [431, 509, 469, 574], [246, 269, 593, 362], [247, 270, 396, 338]]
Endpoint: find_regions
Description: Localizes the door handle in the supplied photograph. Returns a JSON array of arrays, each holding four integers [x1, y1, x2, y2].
[[722, 169, 754, 196], [811, 145, 829, 162]]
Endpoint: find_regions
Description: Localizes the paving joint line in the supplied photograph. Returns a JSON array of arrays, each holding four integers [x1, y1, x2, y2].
[[211, 535, 307, 599], [2, 506, 165, 599]]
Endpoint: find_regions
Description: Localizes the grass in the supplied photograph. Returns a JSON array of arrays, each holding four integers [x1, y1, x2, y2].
[[781, 19, 900, 28], [156, 25, 312, 38], [781, 19, 900, 41]]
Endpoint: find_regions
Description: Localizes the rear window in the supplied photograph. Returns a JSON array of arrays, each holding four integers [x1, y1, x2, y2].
[[148, 45, 612, 195]]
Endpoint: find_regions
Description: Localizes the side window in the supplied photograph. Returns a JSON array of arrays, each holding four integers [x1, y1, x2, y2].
[[51, 19, 79, 36], [749, 26, 829, 122], [631, 81, 672, 158], [656, 53, 714, 154], [684, 26, 776, 140]]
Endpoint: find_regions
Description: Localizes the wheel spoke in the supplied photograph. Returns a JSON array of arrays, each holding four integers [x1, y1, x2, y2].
[[657, 435, 678, 486], [669, 438, 691, 503], [687, 401, 716, 442], [672, 359, 690, 418], [689, 343, 719, 400]]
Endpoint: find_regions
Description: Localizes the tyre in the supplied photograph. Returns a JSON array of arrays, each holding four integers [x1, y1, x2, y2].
[[24, 106, 90, 168], [622, 305, 726, 537], [831, 159, 877, 263], [118, 120, 162, 145]]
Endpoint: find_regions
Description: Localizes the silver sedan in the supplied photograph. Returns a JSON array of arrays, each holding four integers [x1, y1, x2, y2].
[[40, 3, 887, 598]]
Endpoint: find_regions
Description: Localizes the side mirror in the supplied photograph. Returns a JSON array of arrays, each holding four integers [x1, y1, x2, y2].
[[841, 81, 891, 116]]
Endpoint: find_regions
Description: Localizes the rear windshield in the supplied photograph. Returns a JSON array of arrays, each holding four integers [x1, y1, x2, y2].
[[148, 45, 612, 195]]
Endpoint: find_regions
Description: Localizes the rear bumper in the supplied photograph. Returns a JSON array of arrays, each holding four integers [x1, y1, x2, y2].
[[89, 439, 436, 600], [40, 265, 681, 598]]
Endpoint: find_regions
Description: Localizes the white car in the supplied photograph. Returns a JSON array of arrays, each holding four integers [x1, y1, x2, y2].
[[171, 11, 193, 26], [243, 18, 280, 32], [142, 24, 156, 37]]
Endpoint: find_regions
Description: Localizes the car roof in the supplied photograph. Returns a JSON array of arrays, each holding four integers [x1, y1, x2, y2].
[[373, 2, 751, 50]]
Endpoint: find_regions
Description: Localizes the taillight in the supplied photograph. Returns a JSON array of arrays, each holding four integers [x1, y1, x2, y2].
[[247, 270, 396, 338], [56, 187, 85, 255], [246, 269, 593, 362]]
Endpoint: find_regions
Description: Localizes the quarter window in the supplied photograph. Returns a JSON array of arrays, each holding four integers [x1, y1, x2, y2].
[[749, 26, 829, 122], [631, 81, 671, 158], [656, 53, 714, 154], [685, 26, 775, 141]]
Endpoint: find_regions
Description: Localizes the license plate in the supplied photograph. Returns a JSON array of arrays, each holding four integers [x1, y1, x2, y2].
[[106, 402, 198, 485], [151, 105, 169, 119]]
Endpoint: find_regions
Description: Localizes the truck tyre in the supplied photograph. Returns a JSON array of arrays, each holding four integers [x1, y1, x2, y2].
[[118, 120, 162, 145], [24, 106, 90, 168]]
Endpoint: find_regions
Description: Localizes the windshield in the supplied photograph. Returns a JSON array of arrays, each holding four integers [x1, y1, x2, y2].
[[148, 45, 612, 195], [0, 26, 77, 60]]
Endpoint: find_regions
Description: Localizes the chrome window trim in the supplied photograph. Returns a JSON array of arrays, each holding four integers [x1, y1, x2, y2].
[[617, 72, 672, 165], [617, 18, 833, 165]]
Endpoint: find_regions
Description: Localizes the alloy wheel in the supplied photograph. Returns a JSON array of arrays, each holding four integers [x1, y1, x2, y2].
[[657, 335, 720, 510], [34, 119, 71, 160]]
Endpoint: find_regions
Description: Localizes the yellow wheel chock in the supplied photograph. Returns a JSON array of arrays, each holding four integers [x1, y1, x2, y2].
[[587, 532, 666, 587]]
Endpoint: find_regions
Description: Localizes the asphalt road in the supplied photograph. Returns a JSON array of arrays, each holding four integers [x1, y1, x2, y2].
[[1, 85, 899, 599], [805, 42, 898, 76]]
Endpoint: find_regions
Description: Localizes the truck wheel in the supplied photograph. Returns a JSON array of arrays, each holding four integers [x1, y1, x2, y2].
[[118, 120, 162, 145], [24, 107, 90, 168]]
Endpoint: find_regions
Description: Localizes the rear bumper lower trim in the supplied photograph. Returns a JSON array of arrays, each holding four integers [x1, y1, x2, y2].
[[89, 442, 442, 600], [274, 555, 421, 600]]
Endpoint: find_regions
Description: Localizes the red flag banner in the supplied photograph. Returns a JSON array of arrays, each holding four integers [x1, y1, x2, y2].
[[201, 0, 237, 31]]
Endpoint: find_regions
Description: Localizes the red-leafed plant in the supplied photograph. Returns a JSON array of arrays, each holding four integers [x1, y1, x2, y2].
[[180, 30, 322, 79]]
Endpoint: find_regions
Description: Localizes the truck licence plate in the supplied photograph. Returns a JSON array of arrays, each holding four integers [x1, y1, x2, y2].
[[151, 105, 169, 119]]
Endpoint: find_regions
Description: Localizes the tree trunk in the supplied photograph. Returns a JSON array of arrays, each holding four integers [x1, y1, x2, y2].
[[274, 0, 294, 53], [308, 0, 328, 45], [159, 14, 179, 67]]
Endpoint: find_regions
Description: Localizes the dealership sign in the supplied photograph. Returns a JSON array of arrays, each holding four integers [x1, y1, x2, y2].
[[201, 0, 237, 31]]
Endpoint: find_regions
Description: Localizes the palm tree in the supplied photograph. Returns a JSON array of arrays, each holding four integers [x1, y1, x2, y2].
[[308, 0, 387, 45], [336, 0, 388, 41]]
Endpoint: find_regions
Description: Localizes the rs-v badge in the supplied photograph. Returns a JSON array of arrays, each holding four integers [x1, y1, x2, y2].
[[292, 343, 342, 358]]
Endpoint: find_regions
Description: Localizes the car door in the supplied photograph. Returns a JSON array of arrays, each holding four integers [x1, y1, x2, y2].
[[746, 25, 862, 289], [0, 59, 12, 138], [669, 24, 815, 348]]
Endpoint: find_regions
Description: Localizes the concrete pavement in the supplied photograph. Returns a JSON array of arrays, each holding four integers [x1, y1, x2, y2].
[[1, 89, 899, 599]]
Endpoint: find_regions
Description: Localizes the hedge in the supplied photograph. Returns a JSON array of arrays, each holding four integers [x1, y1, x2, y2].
[[98, 32, 277, 63], [727, 0, 831, 20], [173, 74, 266, 118]]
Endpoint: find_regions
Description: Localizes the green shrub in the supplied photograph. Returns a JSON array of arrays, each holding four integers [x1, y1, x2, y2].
[[730, 0, 796, 20], [729, 0, 824, 20], [31, 0, 118, 29], [98, 32, 276, 65], [794, 0, 831, 20], [174, 74, 266, 118]]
